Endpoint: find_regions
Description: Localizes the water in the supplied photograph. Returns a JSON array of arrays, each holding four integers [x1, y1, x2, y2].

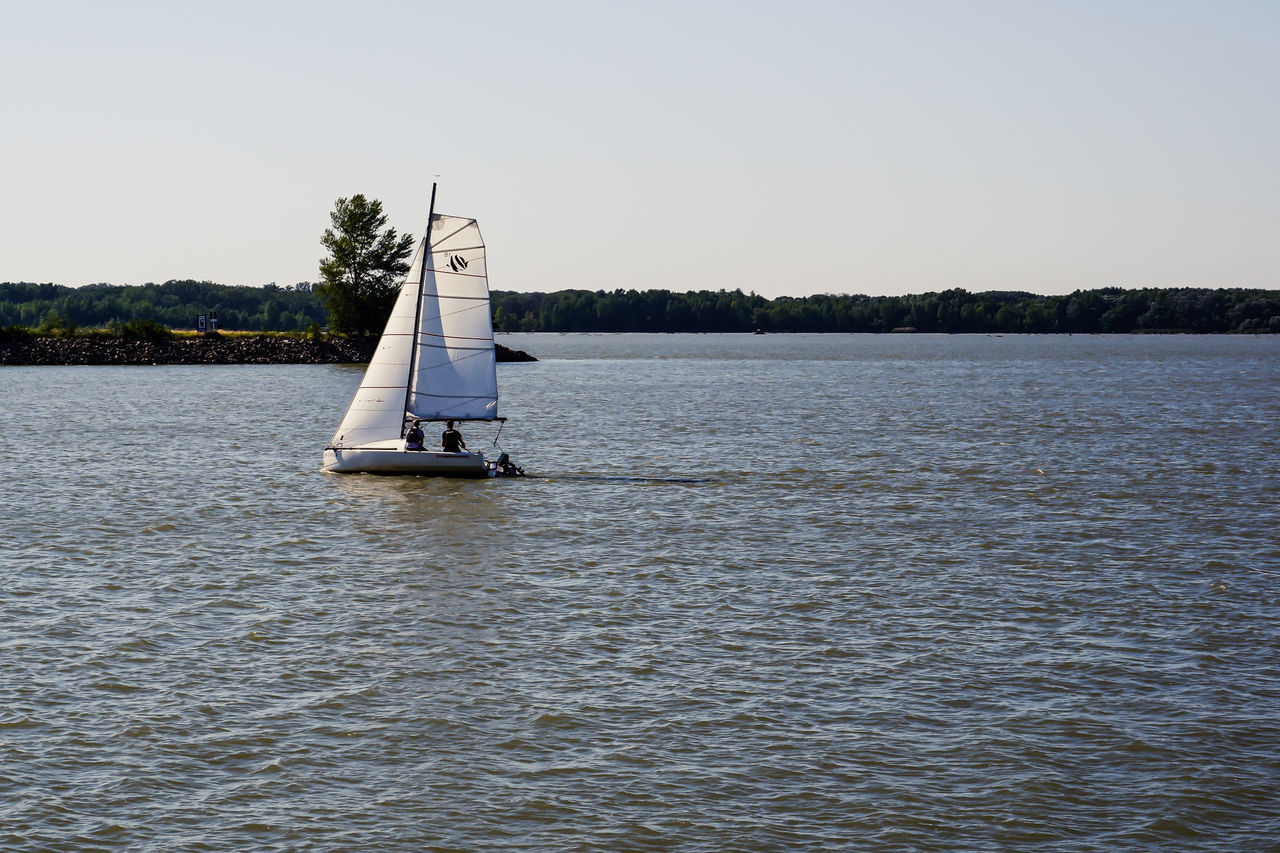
[[3, 333, 1278, 851]]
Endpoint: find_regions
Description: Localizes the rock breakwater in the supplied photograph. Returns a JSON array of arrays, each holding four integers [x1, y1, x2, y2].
[[0, 335, 536, 366]]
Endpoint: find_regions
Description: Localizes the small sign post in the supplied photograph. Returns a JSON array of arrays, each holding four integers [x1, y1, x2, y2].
[[197, 314, 207, 334]]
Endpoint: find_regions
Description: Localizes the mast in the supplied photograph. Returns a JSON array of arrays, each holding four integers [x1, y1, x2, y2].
[[401, 182, 437, 437]]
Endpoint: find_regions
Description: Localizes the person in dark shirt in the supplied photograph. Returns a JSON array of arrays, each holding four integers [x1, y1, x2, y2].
[[405, 420, 425, 450], [441, 420, 466, 453]]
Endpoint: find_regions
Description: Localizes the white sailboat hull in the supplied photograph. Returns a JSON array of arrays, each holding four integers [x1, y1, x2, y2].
[[322, 441, 491, 477]]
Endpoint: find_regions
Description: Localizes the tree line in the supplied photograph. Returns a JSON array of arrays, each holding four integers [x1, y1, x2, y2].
[[491, 287, 1279, 334], [0, 280, 326, 334], [3, 280, 1277, 336], [9, 193, 1274, 336]]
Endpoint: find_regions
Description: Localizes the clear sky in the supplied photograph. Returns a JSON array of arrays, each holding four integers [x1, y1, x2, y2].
[[3, 0, 1277, 298]]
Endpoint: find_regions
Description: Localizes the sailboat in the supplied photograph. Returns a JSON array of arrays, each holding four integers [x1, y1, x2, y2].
[[322, 185, 520, 477]]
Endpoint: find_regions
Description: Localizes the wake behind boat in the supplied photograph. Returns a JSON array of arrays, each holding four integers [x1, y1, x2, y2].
[[322, 184, 522, 478]]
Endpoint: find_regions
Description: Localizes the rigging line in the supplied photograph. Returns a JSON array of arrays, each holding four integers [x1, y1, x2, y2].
[[409, 392, 495, 400], [427, 218, 474, 247], [417, 349, 492, 358], [405, 417, 503, 425], [418, 336, 489, 347], [421, 271, 489, 282], [418, 290, 489, 300], [417, 345, 492, 354], [429, 241, 484, 252], [415, 347, 495, 363], [416, 365, 494, 379], [418, 324, 492, 342], [401, 182, 437, 436], [417, 329, 494, 342], [420, 302, 488, 323]]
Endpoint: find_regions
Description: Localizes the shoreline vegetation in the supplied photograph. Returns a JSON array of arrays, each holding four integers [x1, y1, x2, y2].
[[0, 330, 537, 366], [2, 282, 1278, 336]]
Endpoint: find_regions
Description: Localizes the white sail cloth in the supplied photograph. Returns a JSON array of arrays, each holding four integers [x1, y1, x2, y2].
[[328, 214, 497, 449]]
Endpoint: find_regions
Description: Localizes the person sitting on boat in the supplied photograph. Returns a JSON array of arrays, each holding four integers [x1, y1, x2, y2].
[[405, 420, 425, 451], [441, 420, 466, 453]]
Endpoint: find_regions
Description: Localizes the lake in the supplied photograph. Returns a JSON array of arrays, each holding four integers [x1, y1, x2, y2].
[[2, 333, 1278, 851]]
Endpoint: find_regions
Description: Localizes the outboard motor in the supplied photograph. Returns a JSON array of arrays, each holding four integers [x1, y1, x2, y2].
[[493, 452, 525, 477]]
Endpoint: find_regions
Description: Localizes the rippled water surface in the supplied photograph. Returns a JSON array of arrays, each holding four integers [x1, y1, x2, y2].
[[3, 333, 1279, 851]]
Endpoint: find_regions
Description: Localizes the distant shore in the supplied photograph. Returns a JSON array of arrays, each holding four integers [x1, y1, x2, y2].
[[0, 334, 537, 366]]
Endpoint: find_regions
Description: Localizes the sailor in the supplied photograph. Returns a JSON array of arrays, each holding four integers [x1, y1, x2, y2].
[[441, 420, 466, 453], [405, 420, 425, 451]]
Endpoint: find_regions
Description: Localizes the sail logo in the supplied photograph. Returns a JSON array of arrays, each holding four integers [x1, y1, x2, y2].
[[449, 254, 469, 272]]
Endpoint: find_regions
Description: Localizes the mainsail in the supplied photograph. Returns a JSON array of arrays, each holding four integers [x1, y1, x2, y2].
[[328, 211, 497, 450], [408, 214, 498, 422]]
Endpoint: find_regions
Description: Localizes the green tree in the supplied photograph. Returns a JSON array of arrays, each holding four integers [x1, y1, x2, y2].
[[317, 195, 415, 336]]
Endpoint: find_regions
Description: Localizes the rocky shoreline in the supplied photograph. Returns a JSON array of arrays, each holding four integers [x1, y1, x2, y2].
[[0, 335, 536, 366]]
